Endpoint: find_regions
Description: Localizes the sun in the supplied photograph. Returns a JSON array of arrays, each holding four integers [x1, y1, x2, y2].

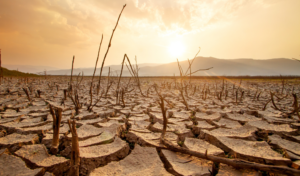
[[168, 41, 185, 58]]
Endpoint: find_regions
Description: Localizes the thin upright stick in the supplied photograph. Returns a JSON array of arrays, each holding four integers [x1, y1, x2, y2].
[[116, 54, 127, 93], [70, 56, 75, 84], [98, 4, 126, 88], [92, 35, 104, 83], [68, 119, 80, 176], [292, 94, 300, 119], [184, 47, 201, 76], [154, 86, 167, 140], [89, 35, 104, 107]]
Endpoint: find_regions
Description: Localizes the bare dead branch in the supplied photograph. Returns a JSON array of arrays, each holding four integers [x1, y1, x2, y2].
[[160, 139, 300, 176], [98, 4, 126, 90], [68, 119, 80, 176], [49, 105, 62, 155]]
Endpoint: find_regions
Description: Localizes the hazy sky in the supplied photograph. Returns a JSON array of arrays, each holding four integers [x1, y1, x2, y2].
[[0, 0, 299, 69]]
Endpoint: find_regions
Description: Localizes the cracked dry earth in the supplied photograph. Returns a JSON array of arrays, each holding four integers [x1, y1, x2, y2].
[[0, 77, 299, 176]]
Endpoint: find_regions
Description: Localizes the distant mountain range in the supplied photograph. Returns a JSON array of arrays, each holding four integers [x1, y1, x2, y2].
[[2, 64, 60, 74], [5, 57, 300, 76], [1, 67, 39, 77], [41, 57, 300, 76]]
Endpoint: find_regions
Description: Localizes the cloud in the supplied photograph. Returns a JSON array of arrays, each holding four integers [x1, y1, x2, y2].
[[0, 0, 281, 46], [0, 0, 289, 68], [110, 0, 281, 36]]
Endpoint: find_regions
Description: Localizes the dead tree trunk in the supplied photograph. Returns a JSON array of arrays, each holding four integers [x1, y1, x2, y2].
[[292, 93, 300, 120], [68, 119, 80, 176], [70, 92, 81, 115], [22, 87, 31, 103], [154, 86, 168, 140], [49, 105, 62, 155]]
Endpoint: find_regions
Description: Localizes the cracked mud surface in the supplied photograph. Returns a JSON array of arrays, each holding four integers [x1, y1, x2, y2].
[[0, 77, 299, 175]]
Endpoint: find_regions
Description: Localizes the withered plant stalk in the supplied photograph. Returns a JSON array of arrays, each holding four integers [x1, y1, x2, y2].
[[98, 4, 127, 94], [68, 119, 80, 176], [49, 105, 62, 155], [89, 35, 103, 108]]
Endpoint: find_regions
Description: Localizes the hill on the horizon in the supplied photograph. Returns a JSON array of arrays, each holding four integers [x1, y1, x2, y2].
[[1, 67, 39, 77], [3, 64, 60, 74], [43, 57, 300, 76]]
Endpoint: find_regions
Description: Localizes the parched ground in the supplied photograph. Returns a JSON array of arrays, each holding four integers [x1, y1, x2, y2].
[[0, 76, 299, 176]]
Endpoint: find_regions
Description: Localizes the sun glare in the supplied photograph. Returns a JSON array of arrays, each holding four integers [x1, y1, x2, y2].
[[168, 41, 185, 58]]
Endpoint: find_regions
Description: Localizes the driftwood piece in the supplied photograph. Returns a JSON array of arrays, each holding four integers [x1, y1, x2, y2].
[[161, 139, 300, 175]]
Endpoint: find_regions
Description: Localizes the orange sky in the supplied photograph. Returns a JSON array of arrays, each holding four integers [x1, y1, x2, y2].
[[0, 0, 299, 69]]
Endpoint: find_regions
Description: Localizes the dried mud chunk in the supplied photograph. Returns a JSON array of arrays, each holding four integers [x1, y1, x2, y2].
[[67, 124, 103, 140], [149, 122, 175, 132], [148, 107, 162, 113], [90, 145, 171, 176], [0, 116, 20, 124], [200, 124, 257, 140], [15, 144, 69, 175], [126, 131, 178, 148], [171, 111, 190, 119], [120, 109, 132, 116], [128, 114, 150, 121], [28, 112, 48, 118], [20, 105, 48, 113], [79, 137, 129, 175], [178, 120, 194, 128], [192, 121, 216, 134], [62, 109, 75, 116], [269, 134, 300, 156], [130, 120, 151, 133], [109, 115, 126, 121], [1, 112, 24, 118], [212, 118, 242, 129], [248, 120, 296, 134], [167, 118, 188, 124], [194, 112, 221, 122], [125, 130, 160, 147], [21, 117, 44, 123], [79, 131, 114, 147], [75, 111, 97, 120], [76, 118, 107, 126], [184, 138, 224, 156], [225, 113, 261, 123], [0, 120, 49, 129], [208, 136, 291, 165], [0, 133, 39, 152], [149, 112, 164, 124], [0, 153, 45, 176], [217, 163, 258, 176], [261, 115, 296, 124], [168, 124, 194, 140], [161, 150, 211, 176], [17, 123, 52, 135], [97, 120, 123, 127]]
